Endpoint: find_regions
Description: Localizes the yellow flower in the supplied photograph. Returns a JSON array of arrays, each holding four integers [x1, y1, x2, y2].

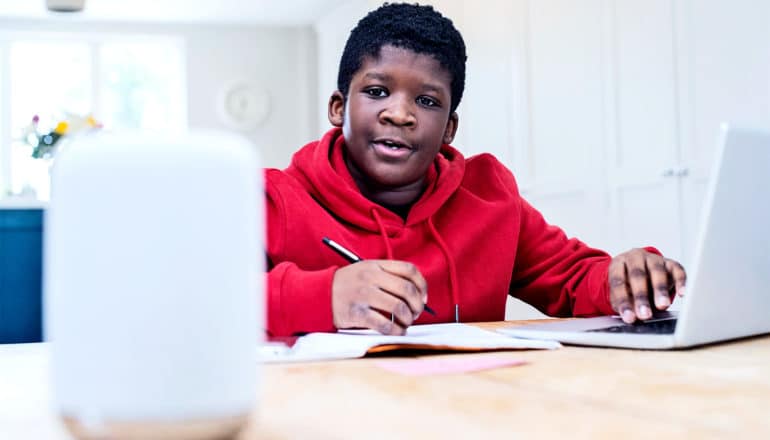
[[53, 121, 69, 135]]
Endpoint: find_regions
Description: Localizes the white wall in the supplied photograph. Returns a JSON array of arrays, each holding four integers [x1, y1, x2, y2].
[[185, 25, 317, 169], [0, 18, 317, 170], [313, 0, 377, 133]]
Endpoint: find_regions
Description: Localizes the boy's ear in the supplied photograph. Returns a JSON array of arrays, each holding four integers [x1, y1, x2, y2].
[[328, 90, 345, 127], [443, 112, 459, 144]]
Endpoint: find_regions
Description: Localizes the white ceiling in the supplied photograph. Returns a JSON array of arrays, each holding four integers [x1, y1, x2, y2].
[[0, 0, 350, 25]]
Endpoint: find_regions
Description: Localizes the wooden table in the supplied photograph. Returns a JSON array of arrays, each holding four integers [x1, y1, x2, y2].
[[2, 321, 769, 439]]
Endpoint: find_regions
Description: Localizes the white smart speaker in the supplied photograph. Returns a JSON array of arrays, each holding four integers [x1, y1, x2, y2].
[[45, 131, 263, 440]]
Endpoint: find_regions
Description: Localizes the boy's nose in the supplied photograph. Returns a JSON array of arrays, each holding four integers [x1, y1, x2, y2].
[[380, 97, 416, 126]]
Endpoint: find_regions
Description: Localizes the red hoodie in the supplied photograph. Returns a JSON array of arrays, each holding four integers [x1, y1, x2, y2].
[[265, 128, 616, 336]]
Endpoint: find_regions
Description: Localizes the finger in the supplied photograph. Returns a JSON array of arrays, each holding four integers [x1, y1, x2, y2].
[[347, 301, 406, 336], [646, 254, 671, 310], [608, 259, 635, 323], [371, 271, 424, 319], [374, 260, 428, 304], [626, 252, 653, 320], [364, 286, 415, 327], [665, 259, 687, 296]]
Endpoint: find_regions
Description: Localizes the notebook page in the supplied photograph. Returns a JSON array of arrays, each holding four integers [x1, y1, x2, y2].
[[259, 323, 560, 363]]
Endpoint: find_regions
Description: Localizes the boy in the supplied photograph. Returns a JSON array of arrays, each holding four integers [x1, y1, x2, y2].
[[264, 2, 686, 337]]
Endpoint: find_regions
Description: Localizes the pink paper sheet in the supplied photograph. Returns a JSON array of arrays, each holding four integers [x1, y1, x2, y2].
[[375, 356, 528, 376]]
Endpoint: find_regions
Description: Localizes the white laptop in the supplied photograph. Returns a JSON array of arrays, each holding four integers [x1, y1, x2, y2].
[[499, 125, 770, 349]]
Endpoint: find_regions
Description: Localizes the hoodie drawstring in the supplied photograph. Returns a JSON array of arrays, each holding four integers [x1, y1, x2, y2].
[[370, 208, 460, 323], [370, 209, 394, 259], [371, 208, 396, 323], [427, 216, 460, 323]]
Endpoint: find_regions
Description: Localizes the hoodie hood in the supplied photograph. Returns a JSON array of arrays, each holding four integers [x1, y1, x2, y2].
[[287, 127, 466, 235]]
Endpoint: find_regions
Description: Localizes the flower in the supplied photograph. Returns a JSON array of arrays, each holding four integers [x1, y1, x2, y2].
[[21, 112, 102, 159]]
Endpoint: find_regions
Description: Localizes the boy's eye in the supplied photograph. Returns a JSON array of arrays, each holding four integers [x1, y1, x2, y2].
[[364, 87, 388, 97], [417, 96, 439, 107]]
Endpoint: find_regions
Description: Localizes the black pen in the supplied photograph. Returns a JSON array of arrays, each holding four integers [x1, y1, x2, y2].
[[322, 237, 437, 316]]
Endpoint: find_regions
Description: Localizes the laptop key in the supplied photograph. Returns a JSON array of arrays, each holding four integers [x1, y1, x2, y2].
[[587, 318, 677, 334]]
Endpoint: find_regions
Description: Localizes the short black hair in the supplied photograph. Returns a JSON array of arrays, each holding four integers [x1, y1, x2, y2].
[[336, 2, 467, 113]]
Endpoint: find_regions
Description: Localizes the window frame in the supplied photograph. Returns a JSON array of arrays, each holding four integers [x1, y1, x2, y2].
[[0, 30, 188, 197]]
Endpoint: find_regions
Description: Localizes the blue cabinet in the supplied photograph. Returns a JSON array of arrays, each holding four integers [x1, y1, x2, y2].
[[0, 209, 43, 343]]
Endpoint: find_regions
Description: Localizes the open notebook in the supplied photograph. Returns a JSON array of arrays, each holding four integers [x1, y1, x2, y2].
[[259, 323, 561, 363]]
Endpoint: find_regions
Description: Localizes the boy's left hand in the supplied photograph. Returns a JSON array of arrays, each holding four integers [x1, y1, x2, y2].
[[608, 248, 686, 324]]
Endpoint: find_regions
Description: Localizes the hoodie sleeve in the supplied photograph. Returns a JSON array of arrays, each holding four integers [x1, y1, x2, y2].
[[509, 196, 615, 317], [266, 261, 337, 336], [264, 170, 337, 336]]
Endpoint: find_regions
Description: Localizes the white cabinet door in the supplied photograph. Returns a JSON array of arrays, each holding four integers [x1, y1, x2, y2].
[[514, 0, 609, 249], [606, 0, 684, 260], [510, 0, 683, 260], [677, 0, 770, 267]]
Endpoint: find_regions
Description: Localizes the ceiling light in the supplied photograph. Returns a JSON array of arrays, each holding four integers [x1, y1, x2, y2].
[[46, 0, 86, 12]]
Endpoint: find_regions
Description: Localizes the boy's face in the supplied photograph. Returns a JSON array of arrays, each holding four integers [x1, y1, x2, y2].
[[329, 45, 458, 193]]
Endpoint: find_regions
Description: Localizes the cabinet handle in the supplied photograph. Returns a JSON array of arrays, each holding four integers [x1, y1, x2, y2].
[[662, 168, 675, 177], [676, 168, 690, 177]]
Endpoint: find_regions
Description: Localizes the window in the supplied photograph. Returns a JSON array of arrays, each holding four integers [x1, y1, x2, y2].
[[1, 34, 187, 201], [9, 42, 92, 201], [99, 40, 186, 132]]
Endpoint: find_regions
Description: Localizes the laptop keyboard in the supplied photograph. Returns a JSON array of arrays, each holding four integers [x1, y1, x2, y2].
[[587, 318, 677, 334]]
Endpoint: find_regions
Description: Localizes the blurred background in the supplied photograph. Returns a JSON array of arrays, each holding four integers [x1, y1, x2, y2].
[[1, 0, 768, 320]]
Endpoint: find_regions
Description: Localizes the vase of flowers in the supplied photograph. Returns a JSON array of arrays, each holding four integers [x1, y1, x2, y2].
[[16, 113, 102, 200], [22, 113, 102, 159]]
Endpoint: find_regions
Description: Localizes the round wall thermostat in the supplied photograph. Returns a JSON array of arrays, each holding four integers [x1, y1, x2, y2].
[[217, 81, 271, 131]]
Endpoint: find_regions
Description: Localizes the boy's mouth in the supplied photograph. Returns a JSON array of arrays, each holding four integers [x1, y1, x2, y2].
[[371, 138, 414, 160], [373, 137, 412, 150]]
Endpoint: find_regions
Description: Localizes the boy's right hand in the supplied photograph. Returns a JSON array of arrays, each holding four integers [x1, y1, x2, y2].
[[331, 260, 428, 336]]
